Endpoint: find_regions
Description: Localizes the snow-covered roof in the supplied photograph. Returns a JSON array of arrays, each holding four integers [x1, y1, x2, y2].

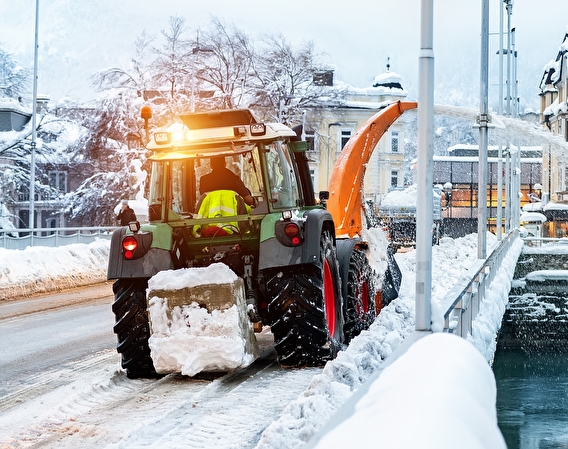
[[520, 212, 547, 223], [0, 97, 31, 115], [372, 71, 404, 89], [543, 201, 568, 211]]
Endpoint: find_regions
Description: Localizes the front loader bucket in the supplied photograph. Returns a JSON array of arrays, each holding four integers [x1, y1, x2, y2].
[[146, 263, 259, 377]]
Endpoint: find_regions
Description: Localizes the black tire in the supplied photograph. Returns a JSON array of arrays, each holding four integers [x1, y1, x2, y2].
[[264, 230, 343, 367], [112, 278, 158, 379], [341, 248, 377, 344]]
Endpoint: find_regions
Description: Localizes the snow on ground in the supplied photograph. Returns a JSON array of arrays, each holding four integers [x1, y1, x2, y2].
[[0, 239, 110, 301], [0, 229, 516, 448], [255, 231, 514, 448], [311, 333, 506, 449]]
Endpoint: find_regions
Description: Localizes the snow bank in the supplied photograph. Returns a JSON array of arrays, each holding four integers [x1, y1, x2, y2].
[[468, 236, 523, 363], [0, 239, 110, 300], [380, 184, 418, 207], [147, 264, 259, 376], [311, 333, 506, 449], [525, 269, 568, 281], [257, 230, 504, 448]]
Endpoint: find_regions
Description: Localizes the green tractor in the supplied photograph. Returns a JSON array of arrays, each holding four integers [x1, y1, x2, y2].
[[108, 108, 402, 379]]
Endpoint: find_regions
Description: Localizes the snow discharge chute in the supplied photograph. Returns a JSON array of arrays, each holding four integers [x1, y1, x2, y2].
[[327, 101, 417, 237]]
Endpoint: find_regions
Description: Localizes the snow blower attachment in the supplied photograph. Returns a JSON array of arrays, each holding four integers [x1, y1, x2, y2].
[[147, 263, 259, 377]]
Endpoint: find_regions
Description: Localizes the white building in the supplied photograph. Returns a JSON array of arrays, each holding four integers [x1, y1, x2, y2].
[[304, 66, 411, 205]]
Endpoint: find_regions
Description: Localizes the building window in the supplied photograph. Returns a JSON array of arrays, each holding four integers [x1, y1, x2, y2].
[[49, 171, 67, 193], [391, 131, 399, 153], [305, 132, 315, 152], [391, 170, 398, 187], [340, 130, 352, 151], [310, 169, 315, 186]]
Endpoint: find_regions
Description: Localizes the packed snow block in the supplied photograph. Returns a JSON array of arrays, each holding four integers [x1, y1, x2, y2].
[[147, 263, 259, 376]]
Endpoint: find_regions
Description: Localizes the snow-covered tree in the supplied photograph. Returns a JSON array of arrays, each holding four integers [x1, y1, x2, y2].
[[58, 89, 149, 226], [192, 17, 255, 111], [250, 34, 329, 125], [152, 16, 192, 101], [91, 30, 155, 95], [0, 47, 30, 100]]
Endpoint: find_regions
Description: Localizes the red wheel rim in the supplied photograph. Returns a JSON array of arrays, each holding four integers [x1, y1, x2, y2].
[[323, 259, 336, 337], [361, 280, 369, 315]]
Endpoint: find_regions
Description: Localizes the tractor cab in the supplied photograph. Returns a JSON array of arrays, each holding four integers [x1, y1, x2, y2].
[[143, 109, 313, 274]]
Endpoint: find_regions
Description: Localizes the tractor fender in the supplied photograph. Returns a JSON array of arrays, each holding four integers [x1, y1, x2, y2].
[[300, 208, 336, 267], [107, 227, 172, 280], [257, 208, 335, 271]]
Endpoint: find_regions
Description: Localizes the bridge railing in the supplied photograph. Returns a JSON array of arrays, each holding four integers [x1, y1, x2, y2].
[[0, 227, 118, 250], [440, 230, 520, 337]]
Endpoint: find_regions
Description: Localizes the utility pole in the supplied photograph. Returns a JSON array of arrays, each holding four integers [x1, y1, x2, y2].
[[496, 0, 504, 240], [504, 0, 513, 233], [415, 0, 434, 332], [477, 0, 490, 259], [29, 0, 40, 241]]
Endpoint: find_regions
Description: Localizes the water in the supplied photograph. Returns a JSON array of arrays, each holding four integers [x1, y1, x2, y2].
[[494, 345, 568, 448]]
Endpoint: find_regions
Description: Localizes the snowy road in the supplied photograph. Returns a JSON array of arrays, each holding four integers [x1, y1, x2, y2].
[[0, 284, 321, 449]]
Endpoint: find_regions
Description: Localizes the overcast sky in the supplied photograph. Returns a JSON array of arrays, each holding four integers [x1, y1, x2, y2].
[[1, 0, 566, 112]]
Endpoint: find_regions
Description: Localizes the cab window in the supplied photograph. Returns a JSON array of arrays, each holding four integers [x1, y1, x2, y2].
[[265, 142, 301, 208]]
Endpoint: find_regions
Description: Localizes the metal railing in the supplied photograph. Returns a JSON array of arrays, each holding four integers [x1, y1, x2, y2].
[[440, 230, 520, 337], [0, 226, 118, 250]]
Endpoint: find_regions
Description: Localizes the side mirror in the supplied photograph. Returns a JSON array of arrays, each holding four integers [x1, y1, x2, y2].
[[319, 191, 329, 208]]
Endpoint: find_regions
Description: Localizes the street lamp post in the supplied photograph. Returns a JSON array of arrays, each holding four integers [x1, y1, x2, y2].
[[190, 46, 214, 113], [477, 0, 490, 259]]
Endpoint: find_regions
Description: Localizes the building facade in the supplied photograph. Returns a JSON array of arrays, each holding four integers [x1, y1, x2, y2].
[[303, 69, 411, 205], [539, 30, 568, 203], [0, 99, 82, 232]]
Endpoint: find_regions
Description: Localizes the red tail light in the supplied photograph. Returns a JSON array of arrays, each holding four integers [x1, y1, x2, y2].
[[122, 236, 138, 259], [284, 223, 302, 246]]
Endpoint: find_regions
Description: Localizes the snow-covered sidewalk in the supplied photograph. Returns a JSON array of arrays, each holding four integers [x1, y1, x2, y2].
[[0, 239, 110, 301]]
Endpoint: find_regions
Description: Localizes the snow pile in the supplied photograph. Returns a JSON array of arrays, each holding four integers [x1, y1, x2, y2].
[[525, 269, 568, 281], [468, 236, 523, 363], [0, 239, 110, 300], [257, 230, 508, 448], [147, 264, 259, 376], [380, 183, 418, 207], [311, 333, 506, 449]]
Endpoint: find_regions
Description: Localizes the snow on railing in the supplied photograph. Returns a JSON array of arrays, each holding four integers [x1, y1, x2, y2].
[[0, 226, 118, 250], [440, 230, 520, 338]]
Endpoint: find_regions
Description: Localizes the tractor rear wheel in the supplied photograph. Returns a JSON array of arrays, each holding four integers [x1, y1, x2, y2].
[[342, 248, 377, 344], [265, 230, 343, 367], [112, 278, 159, 379]]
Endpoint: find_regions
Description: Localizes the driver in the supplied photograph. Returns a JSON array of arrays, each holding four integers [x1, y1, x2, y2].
[[199, 157, 255, 206]]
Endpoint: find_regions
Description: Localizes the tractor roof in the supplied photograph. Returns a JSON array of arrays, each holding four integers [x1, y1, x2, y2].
[[147, 109, 297, 160]]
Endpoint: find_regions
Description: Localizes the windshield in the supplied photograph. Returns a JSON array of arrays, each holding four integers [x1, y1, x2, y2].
[[148, 147, 267, 221], [265, 142, 301, 209]]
